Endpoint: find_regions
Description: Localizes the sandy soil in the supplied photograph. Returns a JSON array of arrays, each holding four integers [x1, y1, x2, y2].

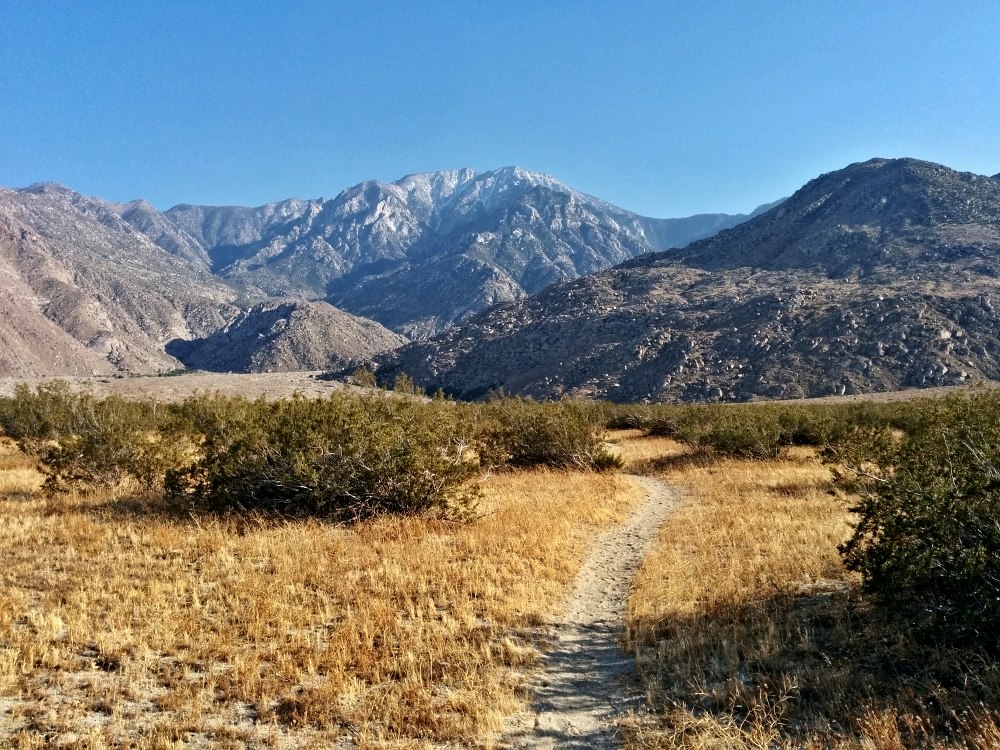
[[501, 475, 678, 749], [2, 370, 993, 406], [0, 371, 350, 401]]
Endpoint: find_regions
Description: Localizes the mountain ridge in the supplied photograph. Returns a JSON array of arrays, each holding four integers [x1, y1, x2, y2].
[[375, 158, 1000, 402], [0, 184, 240, 376], [147, 167, 776, 336], [1, 167, 773, 376]]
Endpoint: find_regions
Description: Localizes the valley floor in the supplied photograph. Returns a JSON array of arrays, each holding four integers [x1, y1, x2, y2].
[[3, 371, 997, 407], [2, 430, 999, 748], [0, 372, 347, 402]]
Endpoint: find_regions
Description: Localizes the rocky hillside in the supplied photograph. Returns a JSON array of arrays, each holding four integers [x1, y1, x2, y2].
[[376, 159, 1000, 402], [672, 158, 1000, 277], [0, 184, 240, 376], [165, 299, 406, 373], [0, 169, 769, 377], [152, 168, 767, 337]]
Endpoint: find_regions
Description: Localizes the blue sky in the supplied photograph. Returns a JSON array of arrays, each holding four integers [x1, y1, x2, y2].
[[2, 1, 999, 217]]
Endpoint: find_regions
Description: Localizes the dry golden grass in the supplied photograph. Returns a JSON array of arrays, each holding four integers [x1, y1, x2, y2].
[[605, 430, 678, 469], [617, 433, 1000, 749], [0, 438, 643, 749], [0, 438, 41, 497]]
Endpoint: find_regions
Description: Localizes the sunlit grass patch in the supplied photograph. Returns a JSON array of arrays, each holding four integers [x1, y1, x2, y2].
[[621, 434, 1000, 749], [0, 462, 641, 747], [0, 439, 41, 497]]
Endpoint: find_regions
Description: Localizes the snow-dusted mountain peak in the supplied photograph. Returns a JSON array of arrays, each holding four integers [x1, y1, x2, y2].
[[393, 168, 479, 200], [440, 166, 571, 218], [383, 169, 479, 222], [484, 165, 566, 189]]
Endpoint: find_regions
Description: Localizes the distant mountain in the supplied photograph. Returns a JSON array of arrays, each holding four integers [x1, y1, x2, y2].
[[0, 168, 776, 378], [0, 184, 239, 376], [164, 197, 321, 275], [148, 168, 770, 337], [376, 158, 1000, 402], [165, 299, 405, 373], [114, 198, 212, 267]]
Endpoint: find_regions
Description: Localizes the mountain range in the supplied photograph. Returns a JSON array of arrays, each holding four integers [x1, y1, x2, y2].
[[376, 158, 1000, 402], [159, 167, 771, 337], [0, 168, 767, 377], [7, 157, 999, 404]]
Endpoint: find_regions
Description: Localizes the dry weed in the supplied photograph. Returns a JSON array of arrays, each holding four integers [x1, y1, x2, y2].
[[621, 435, 1000, 749], [0, 439, 41, 497], [0, 442, 643, 748]]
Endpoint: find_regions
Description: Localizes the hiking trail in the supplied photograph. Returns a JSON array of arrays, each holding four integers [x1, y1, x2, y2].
[[501, 475, 679, 749]]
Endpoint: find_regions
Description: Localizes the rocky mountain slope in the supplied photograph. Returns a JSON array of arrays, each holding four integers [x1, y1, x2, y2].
[[0, 169, 767, 377], [0, 184, 240, 376], [376, 159, 1000, 402], [165, 299, 405, 373], [151, 168, 768, 337]]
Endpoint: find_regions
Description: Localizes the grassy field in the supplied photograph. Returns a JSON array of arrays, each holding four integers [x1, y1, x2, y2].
[[5, 415, 1000, 748], [614, 432, 1000, 749], [0, 437, 642, 748]]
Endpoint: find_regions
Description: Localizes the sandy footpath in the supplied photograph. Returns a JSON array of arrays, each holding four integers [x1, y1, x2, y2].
[[502, 475, 678, 749]]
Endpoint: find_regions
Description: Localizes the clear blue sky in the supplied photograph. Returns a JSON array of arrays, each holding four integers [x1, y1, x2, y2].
[[2, 1, 999, 217]]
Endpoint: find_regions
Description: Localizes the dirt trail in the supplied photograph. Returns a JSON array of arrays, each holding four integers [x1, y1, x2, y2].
[[502, 475, 678, 749]]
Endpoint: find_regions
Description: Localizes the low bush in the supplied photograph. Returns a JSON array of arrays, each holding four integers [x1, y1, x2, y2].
[[0, 381, 86, 449], [167, 393, 479, 519], [829, 394, 1000, 644], [676, 406, 786, 460], [478, 398, 622, 471], [40, 396, 188, 492], [1, 386, 630, 516], [603, 406, 648, 431], [0, 382, 181, 492]]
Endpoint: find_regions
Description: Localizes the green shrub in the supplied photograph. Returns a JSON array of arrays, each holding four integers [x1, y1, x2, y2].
[[478, 398, 622, 471], [0, 383, 182, 492], [390, 372, 422, 396], [351, 367, 378, 389], [666, 406, 785, 460], [168, 392, 256, 449], [167, 392, 479, 519], [645, 411, 682, 438], [830, 394, 1000, 644], [602, 404, 648, 430], [0, 381, 85, 448], [40, 396, 187, 492], [634, 401, 899, 458]]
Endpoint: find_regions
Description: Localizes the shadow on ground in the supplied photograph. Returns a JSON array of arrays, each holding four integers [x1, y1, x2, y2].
[[627, 587, 1000, 747]]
